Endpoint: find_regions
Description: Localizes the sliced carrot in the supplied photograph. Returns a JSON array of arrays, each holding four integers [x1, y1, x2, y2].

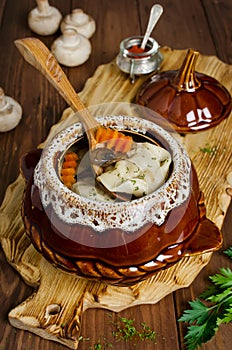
[[61, 168, 76, 176], [114, 138, 126, 153], [121, 136, 133, 153], [64, 152, 78, 161], [61, 151, 78, 188], [106, 129, 118, 149], [95, 126, 110, 143], [61, 174, 76, 183], [95, 126, 103, 143], [61, 175, 76, 188], [62, 160, 77, 169], [95, 127, 133, 153]]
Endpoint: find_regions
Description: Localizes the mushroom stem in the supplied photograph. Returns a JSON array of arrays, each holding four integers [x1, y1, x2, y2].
[[62, 29, 80, 45], [0, 87, 6, 109], [36, 0, 50, 13]]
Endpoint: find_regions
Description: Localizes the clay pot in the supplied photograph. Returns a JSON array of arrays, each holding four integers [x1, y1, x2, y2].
[[20, 115, 222, 285], [137, 49, 232, 133]]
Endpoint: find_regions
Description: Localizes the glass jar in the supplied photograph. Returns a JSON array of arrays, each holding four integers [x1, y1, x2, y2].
[[116, 36, 163, 83]]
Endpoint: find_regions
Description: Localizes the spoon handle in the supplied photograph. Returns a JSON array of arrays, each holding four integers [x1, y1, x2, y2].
[[14, 37, 99, 147], [140, 4, 163, 50]]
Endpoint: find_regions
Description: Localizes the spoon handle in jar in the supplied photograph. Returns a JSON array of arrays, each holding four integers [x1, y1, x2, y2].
[[141, 4, 163, 50], [14, 37, 99, 147]]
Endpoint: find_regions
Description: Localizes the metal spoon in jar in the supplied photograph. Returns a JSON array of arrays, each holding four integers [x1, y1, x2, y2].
[[140, 4, 163, 50], [14, 37, 130, 201]]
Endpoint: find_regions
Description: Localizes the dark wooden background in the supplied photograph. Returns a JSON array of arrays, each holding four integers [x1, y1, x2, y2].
[[0, 0, 232, 349]]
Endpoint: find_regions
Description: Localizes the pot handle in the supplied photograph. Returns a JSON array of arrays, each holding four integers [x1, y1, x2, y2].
[[20, 149, 42, 182]]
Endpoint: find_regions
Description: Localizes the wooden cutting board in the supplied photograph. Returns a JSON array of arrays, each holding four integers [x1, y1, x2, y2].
[[0, 47, 231, 349]]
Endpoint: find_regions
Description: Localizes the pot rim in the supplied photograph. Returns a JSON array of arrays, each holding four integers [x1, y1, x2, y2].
[[34, 115, 191, 232]]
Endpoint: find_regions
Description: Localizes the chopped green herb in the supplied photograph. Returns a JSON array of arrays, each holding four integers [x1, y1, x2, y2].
[[160, 158, 169, 166], [88, 339, 113, 349], [111, 316, 156, 343], [140, 323, 156, 341], [73, 314, 158, 349], [78, 335, 90, 342], [200, 144, 217, 155]]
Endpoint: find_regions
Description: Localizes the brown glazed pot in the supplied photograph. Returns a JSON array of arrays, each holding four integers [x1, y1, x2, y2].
[[20, 116, 222, 286], [136, 49, 232, 133]]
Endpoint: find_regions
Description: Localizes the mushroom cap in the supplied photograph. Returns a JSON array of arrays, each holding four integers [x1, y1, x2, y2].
[[60, 8, 96, 39], [28, 6, 62, 36], [51, 29, 92, 67], [0, 95, 22, 132]]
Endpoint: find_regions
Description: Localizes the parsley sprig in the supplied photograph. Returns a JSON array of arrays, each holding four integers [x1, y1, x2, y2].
[[179, 248, 232, 350]]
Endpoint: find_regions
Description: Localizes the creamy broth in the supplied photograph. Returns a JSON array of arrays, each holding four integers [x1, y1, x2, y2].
[[61, 132, 172, 202]]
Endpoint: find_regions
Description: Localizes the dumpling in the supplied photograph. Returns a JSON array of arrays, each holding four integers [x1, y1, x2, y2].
[[97, 142, 171, 197]]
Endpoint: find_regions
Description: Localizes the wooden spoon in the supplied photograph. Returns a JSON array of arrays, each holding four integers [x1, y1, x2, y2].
[[15, 38, 99, 148], [14, 37, 129, 201]]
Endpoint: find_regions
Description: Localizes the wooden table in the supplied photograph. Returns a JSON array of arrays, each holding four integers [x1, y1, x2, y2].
[[0, 1, 232, 349]]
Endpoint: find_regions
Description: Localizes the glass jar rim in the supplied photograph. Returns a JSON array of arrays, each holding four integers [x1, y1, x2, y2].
[[120, 35, 159, 59]]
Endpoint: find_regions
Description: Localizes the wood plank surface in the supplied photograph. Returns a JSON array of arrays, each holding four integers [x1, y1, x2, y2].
[[0, 1, 232, 350]]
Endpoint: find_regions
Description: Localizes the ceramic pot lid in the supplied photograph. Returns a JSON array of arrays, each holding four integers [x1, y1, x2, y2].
[[136, 49, 232, 133]]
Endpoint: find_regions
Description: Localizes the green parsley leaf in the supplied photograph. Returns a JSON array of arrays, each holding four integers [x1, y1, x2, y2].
[[209, 268, 232, 289], [205, 288, 232, 305], [200, 285, 218, 300], [217, 307, 232, 325], [179, 299, 210, 325], [184, 318, 217, 350], [224, 247, 232, 260], [179, 252, 232, 350]]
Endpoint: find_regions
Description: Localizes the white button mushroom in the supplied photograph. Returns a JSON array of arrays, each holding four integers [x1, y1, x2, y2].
[[60, 9, 96, 39], [0, 88, 22, 132], [28, 0, 62, 36], [51, 28, 92, 67]]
